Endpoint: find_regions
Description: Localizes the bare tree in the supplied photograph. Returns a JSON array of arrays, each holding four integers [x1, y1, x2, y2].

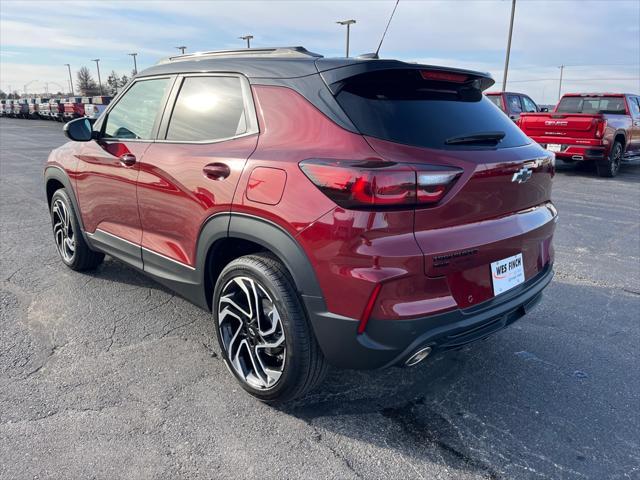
[[77, 66, 100, 96]]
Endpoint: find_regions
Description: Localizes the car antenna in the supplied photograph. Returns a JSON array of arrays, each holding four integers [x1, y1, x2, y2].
[[359, 0, 400, 59]]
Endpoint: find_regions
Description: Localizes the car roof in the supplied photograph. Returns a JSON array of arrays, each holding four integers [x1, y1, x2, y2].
[[485, 91, 531, 96], [138, 46, 493, 85], [562, 93, 636, 97]]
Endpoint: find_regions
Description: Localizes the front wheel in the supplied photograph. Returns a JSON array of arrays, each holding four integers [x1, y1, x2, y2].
[[50, 189, 104, 270], [213, 253, 328, 403], [596, 140, 623, 177]]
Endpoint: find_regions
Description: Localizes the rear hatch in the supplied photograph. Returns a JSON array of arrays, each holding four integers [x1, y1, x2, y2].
[[326, 65, 556, 308], [519, 112, 604, 140]]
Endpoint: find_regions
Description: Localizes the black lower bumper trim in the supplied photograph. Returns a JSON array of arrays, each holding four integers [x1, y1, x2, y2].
[[305, 263, 553, 370]]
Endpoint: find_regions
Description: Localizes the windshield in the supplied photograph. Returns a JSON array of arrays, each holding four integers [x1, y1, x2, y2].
[[556, 96, 627, 114], [334, 70, 529, 150]]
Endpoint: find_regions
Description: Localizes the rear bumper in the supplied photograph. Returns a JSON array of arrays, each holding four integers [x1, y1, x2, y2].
[[533, 138, 607, 160], [306, 262, 553, 369]]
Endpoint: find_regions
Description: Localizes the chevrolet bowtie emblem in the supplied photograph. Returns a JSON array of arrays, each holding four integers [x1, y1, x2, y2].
[[512, 167, 533, 183]]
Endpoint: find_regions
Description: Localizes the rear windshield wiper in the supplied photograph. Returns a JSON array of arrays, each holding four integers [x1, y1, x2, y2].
[[445, 131, 506, 146]]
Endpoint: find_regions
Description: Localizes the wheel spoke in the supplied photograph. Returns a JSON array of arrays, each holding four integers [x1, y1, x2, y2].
[[218, 275, 286, 391], [51, 199, 74, 262], [219, 306, 243, 361]]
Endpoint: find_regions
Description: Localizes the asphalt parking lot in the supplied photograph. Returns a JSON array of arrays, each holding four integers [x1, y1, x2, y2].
[[0, 118, 638, 480]]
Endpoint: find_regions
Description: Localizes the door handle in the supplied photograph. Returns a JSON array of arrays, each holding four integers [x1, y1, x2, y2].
[[119, 153, 136, 167], [203, 163, 231, 180]]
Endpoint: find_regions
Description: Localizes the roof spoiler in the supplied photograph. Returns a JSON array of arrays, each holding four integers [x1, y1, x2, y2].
[[318, 60, 495, 93]]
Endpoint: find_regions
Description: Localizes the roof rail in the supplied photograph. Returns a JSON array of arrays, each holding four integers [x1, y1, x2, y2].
[[156, 46, 323, 65]]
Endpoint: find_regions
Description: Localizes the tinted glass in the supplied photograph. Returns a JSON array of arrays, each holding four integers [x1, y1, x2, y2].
[[334, 70, 530, 150], [487, 95, 504, 110], [556, 96, 627, 114], [628, 97, 640, 118], [522, 96, 538, 112], [166, 76, 247, 142], [104, 78, 171, 140], [507, 95, 522, 113]]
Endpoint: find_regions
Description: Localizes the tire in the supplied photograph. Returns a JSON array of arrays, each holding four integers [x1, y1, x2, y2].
[[596, 140, 623, 177], [50, 189, 104, 271], [213, 253, 328, 403]]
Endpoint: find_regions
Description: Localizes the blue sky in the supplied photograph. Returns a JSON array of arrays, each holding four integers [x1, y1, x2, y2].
[[1, 0, 638, 103]]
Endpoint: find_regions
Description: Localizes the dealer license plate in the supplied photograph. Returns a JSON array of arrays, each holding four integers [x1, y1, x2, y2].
[[491, 253, 525, 296], [547, 144, 562, 152]]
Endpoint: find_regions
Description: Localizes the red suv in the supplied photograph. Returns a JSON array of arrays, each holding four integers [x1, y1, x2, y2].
[[45, 47, 556, 402]]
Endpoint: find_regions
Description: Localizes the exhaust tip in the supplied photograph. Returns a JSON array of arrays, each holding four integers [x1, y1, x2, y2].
[[571, 155, 584, 161], [405, 346, 432, 367]]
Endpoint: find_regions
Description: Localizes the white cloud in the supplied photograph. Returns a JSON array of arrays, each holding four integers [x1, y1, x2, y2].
[[0, 0, 637, 101]]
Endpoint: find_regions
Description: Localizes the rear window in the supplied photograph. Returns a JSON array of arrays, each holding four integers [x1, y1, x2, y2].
[[334, 69, 530, 150], [486, 94, 504, 110], [556, 96, 627, 114]]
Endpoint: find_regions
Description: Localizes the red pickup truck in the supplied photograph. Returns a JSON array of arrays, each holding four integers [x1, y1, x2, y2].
[[519, 93, 640, 177]]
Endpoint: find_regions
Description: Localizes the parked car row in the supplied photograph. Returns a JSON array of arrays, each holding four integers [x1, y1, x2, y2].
[[1, 96, 112, 121]]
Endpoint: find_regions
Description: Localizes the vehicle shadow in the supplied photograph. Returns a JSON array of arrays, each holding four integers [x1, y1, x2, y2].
[[276, 280, 638, 479], [555, 157, 640, 182], [69, 245, 637, 478]]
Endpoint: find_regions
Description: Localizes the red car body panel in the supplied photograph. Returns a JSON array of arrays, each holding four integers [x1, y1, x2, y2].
[[138, 134, 258, 266], [74, 140, 150, 246]]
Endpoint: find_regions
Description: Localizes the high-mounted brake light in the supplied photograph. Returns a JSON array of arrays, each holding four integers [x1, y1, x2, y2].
[[420, 70, 468, 83], [299, 159, 462, 210]]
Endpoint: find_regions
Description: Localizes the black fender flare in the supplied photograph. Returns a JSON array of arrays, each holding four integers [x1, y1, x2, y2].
[[221, 213, 324, 300], [613, 130, 628, 151], [44, 165, 89, 242]]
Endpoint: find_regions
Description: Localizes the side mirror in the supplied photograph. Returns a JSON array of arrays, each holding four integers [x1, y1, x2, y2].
[[540, 107, 549, 112], [63, 117, 93, 142]]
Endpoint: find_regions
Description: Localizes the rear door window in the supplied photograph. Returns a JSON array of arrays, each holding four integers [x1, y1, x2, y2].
[[556, 96, 627, 114], [334, 69, 530, 150], [103, 78, 171, 140], [507, 95, 523, 114], [522, 96, 538, 113], [628, 97, 640, 118], [487, 95, 504, 111], [165, 76, 248, 142]]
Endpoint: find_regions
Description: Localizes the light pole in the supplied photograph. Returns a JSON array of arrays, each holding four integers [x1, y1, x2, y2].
[[128, 53, 138, 75], [501, 0, 516, 91], [175, 46, 187, 54], [239, 35, 254, 48], [64, 63, 74, 96], [557, 65, 565, 101], [336, 19, 356, 58], [92, 59, 103, 95]]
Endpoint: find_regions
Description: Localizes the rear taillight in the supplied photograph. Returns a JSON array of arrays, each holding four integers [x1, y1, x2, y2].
[[300, 159, 462, 209], [595, 119, 607, 138]]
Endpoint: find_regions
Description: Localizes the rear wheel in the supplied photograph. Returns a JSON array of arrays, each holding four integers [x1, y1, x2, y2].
[[50, 189, 104, 270], [596, 140, 623, 177], [213, 253, 328, 403]]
